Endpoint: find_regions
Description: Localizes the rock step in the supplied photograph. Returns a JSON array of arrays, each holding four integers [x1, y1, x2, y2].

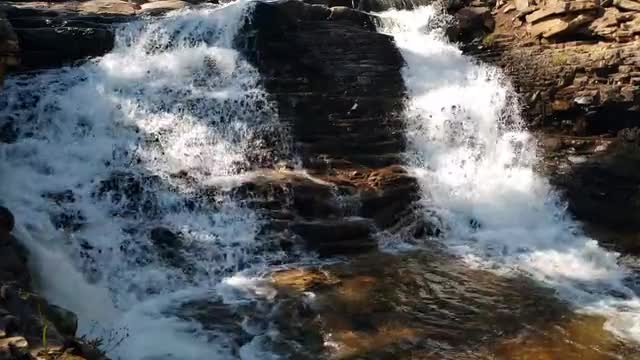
[[299, 138, 404, 156], [245, 2, 406, 168], [304, 153, 405, 170], [290, 218, 377, 257]]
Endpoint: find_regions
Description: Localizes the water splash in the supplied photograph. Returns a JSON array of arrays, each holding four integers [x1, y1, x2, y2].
[[377, 6, 640, 343], [0, 2, 291, 358]]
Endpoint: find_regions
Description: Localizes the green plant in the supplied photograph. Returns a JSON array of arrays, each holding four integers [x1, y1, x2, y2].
[[482, 33, 496, 47], [37, 302, 49, 351]]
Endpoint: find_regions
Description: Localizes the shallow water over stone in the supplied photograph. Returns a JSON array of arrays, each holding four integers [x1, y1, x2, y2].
[[269, 251, 640, 359]]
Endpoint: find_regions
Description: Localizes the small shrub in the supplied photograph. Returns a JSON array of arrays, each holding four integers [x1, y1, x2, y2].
[[482, 33, 497, 47]]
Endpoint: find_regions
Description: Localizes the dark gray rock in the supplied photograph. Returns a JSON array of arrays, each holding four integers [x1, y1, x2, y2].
[[149, 226, 181, 250], [553, 141, 640, 236], [243, 0, 406, 169], [356, 0, 434, 12], [0, 238, 29, 285], [14, 27, 115, 69], [0, 207, 14, 233], [447, 6, 495, 43], [290, 218, 376, 256], [44, 303, 78, 337]]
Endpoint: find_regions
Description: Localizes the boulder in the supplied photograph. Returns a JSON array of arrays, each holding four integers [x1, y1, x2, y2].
[[448, 6, 495, 42], [623, 16, 640, 33], [589, 7, 621, 38]]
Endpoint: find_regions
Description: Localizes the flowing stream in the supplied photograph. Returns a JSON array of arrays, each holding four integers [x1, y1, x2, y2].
[[0, 2, 292, 358], [377, 5, 640, 345], [1, 0, 640, 358]]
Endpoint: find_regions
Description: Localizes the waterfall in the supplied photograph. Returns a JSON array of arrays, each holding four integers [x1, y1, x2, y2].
[[377, 6, 640, 343], [0, 2, 290, 358], [2, 0, 640, 357]]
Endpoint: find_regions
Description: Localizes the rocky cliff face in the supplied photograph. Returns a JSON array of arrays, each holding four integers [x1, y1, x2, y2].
[[464, 0, 640, 135], [223, 0, 428, 257], [451, 0, 640, 251]]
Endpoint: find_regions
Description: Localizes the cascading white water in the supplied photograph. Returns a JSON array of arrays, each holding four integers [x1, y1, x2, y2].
[[0, 2, 290, 358], [377, 6, 640, 343]]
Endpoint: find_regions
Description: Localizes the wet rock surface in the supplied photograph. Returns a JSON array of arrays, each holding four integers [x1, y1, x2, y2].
[[267, 251, 639, 359], [541, 133, 640, 253], [229, 0, 428, 257], [0, 207, 105, 360], [0, 0, 221, 71]]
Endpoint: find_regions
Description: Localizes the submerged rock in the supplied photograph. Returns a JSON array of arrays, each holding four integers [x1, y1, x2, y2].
[[553, 141, 640, 236], [0, 207, 14, 233], [149, 226, 181, 250]]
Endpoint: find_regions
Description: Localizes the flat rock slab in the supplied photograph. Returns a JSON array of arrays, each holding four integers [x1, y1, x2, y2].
[[528, 13, 594, 38], [525, 0, 599, 24], [139, 0, 188, 14], [614, 0, 640, 11]]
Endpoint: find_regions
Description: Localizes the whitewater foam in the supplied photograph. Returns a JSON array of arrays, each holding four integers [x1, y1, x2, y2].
[[377, 6, 640, 343], [0, 2, 290, 358]]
